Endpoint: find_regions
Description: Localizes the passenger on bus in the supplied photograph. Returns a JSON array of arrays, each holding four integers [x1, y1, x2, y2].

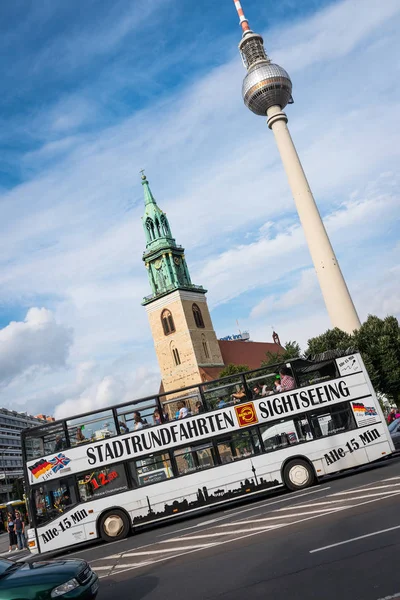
[[54, 435, 65, 452], [76, 426, 85, 443], [153, 409, 162, 425], [133, 412, 144, 430], [195, 401, 204, 414], [252, 386, 262, 399], [119, 420, 129, 434], [177, 401, 189, 419], [232, 387, 247, 403], [279, 367, 296, 391], [217, 397, 226, 408]]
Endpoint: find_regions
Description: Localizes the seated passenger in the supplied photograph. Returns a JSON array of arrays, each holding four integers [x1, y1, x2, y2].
[[177, 401, 189, 419], [133, 411, 144, 431], [153, 408, 167, 425], [119, 420, 129, 434], [252, 385, 262, 399], [279, 367, 296, 391], [195, 401, 204, 414], [76, 426, 85, 443], [217, 397, 226, 408], [232, 387, 247, 403], [54, 435, 65, 452]]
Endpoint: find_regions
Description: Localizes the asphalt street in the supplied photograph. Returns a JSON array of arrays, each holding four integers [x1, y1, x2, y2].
[[10, 457, 400, 599], [29, 456, 400, 600]]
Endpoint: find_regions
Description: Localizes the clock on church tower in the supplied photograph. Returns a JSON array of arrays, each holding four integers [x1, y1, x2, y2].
[[140, 173, 224, 392]]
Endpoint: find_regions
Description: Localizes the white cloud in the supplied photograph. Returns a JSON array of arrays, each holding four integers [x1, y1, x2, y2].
[[0, 308, 73, 386], [53, 365, 160, 420]]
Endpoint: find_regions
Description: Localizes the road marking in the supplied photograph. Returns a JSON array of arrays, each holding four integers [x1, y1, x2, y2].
[[310, 523, 400, 554], [222, 486, 331, 516], [118, 544, 215, 556], [331, 483, 400, 495], [375, 593, 400, 599], [217, 508, 342, 526], [276, 500, 351, 510], [330, 491, 400, 499]]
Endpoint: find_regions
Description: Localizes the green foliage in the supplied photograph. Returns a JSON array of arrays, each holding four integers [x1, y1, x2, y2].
[[305, 315, 400, 403], [219, 363, 250, 378], [263, 340, 302, 367], [11, 478, 24, 501], [305, 328, 353, 356]]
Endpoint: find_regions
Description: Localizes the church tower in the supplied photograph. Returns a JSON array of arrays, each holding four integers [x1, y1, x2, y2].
[[141, 173, 224, 392]]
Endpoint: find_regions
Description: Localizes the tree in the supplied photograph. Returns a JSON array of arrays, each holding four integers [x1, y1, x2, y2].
[[305, 328, 353, 357], [219, 363, 250, 378], [305, 315, 400, 403], [11, 478, 24, 501], [354, 315, 400, 403], [263, 340, 301, 367]]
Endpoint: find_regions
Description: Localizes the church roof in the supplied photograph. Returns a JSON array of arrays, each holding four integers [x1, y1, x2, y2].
[[217, 340, 283, 371]]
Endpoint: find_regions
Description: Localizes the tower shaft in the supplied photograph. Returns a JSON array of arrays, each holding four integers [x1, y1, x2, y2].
[[267, 106, 360, 333], [232, 0, 361, 334]]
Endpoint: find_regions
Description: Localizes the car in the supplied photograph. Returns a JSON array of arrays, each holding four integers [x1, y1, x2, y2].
[[0, 556, 99, 600], [388, 417, 400, 450]]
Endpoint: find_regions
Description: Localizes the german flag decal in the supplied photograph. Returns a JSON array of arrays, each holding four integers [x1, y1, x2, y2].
[[28, 459, 52, 478]]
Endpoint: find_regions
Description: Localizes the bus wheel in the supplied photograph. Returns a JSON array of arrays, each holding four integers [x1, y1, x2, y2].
[[282, 458, 315, 491], [99, 509, 130, 542]]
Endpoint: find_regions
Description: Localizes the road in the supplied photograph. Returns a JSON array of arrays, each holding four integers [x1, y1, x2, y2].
[[25, 457, 400, 599]]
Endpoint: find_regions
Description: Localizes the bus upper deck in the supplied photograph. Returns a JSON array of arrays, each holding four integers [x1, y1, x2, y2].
[[22, 351, 352, 463]]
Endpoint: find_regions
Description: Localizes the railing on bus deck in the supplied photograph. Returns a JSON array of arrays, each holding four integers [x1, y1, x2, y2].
[[22, 355, 342, 462]]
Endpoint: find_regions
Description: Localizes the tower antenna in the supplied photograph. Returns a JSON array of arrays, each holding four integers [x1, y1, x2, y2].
[[232, 0, 251, 34]]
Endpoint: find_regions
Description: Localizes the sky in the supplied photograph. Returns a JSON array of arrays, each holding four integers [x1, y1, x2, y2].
[[0, 0, 399, 420]]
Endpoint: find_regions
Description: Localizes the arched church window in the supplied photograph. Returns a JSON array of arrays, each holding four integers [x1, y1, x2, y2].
[[170, 341, 181, 366], [192, 304, 205, 328], [146, 218, 155, 241], [201, 334, 210, 359], [160, 215, 169, 237], [161, 309, 175, 336], [155, 218, 161, 237]]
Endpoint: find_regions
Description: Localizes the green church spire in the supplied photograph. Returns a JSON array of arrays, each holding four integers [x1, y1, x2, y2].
[[140, 172, 206, 305]]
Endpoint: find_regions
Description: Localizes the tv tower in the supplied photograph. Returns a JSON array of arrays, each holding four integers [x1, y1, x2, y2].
[[232, 1, 361, 334]]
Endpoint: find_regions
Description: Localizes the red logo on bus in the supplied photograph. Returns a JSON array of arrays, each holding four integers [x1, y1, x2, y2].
[[235, 402, 258, 427]]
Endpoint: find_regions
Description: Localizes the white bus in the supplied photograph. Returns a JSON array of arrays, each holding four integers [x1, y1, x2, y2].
[[22, 351, 393, 555]]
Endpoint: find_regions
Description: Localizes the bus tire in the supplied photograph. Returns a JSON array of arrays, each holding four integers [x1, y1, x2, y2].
[[98, 509, 130, 542], [282, 458, 315, 491]]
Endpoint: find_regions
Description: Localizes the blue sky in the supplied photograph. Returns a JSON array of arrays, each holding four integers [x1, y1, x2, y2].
[[0, 0, 399, 419]]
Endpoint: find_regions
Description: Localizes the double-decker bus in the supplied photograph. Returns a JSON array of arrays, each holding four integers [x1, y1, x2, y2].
[[21, 351, 393, 555]]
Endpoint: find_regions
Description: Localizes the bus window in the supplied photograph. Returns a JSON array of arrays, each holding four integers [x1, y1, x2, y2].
[[244, 365, 279, 398], [32, 477, 77, 526], [116, 398, 158, 432], [217, 430, 261, 463], [159, 391, 199, 421], [295, 359, 339, 388], [201, 375, 249, 410], [174, 443, 216, 475], [260, 414, 312, 452], [67, 410, 117, 447], [129, 453, 174, 487], [309, 402, 356, 438], [77, 464, 128, 502], [24, 424, 67, 460]]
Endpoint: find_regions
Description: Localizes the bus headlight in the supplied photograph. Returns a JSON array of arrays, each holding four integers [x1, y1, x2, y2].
[[51, 578, 79, 597]]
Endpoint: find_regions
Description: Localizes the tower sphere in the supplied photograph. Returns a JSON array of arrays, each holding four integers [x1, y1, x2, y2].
[[242, 62, 292, 116]]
